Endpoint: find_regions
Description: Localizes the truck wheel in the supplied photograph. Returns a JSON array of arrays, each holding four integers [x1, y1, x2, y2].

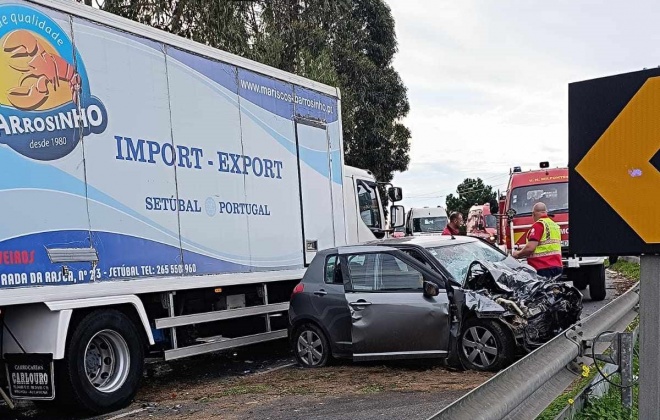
[[59, 309, 144, 414], [573, 278, 588, 291], [459, 318, 514, 372], [588, 264, 607, 301]]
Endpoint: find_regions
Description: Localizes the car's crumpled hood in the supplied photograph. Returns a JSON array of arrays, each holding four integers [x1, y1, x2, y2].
[[460, 259, 583, 348], [465, 258, 550, 296]]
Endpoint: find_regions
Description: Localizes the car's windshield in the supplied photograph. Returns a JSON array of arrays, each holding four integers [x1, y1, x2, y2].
[[413, 216, 447, 233], [427, 241, 506, 283], [510, 182, 568, 216]]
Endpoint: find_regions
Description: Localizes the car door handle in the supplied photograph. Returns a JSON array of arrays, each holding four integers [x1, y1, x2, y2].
[[313, 289, 327, 296], [349, 300, 372, 307]]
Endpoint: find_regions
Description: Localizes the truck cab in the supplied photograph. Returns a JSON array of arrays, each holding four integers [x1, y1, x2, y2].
[[405, 206, 449, 236], [497, 163, 607, 300], [342, 165, 404, 244], [466, 203, 498, 243]]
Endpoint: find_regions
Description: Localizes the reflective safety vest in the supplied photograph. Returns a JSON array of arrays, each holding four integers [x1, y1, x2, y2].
[[527, 217, 562, 261]]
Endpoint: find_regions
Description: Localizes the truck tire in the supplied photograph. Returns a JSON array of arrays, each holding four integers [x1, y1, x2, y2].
[[58, 309, 144, 414], [565, 268, 587, 290], [573, 277, 588, 291], [588, 264, 607, 301]]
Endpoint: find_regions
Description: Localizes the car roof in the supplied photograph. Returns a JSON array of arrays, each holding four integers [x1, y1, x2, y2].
[[370, 234, 480, 249], [336, 245, 399, 255], [326, 235, 479, 255]]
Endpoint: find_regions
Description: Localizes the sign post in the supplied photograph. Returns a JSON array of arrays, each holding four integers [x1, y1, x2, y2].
[[569, 68, 660, 418], [640, 256, 660, 419]]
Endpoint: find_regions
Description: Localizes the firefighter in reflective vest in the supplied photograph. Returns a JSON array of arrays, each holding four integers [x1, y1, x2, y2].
[[512, 202, 563, 279]]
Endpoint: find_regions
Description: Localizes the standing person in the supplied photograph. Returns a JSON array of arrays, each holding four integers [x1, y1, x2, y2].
[[512, 202, 563, 279], [442, 212, 463, 236]]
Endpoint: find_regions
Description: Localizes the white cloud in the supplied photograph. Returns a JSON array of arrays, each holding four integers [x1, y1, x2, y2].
[[387, 0, 660, 209]]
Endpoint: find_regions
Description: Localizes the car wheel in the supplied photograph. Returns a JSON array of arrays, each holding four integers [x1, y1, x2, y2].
[[459, 318, 514, 372], [292, 323, 331, 368], [58, 309, 145, 414], [588, 264, 607, 301]]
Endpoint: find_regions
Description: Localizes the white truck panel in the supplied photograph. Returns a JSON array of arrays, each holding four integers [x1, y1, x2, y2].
[[0, 0, 343, 290], [2, 304, 72, 359], [297, 122, 336, 264], [44, 295, 155, 346]]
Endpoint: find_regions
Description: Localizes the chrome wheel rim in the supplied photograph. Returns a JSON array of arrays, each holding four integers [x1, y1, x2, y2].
[[297, 330, 324, 366], [84, 329, 130, 393], [461, 326, 498, 369]]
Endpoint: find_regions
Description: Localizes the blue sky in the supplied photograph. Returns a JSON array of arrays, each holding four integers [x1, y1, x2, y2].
[[388, 0, 660, 208]]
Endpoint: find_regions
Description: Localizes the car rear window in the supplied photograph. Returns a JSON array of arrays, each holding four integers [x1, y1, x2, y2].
[[325, 255, 340, 284]]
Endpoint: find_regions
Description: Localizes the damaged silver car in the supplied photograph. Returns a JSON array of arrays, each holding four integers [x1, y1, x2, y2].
[[288, 236, 582, 371]]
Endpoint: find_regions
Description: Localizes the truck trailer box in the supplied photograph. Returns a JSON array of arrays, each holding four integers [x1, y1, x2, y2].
[[0, 0, 346, 286], [0, 0, 398, 413]]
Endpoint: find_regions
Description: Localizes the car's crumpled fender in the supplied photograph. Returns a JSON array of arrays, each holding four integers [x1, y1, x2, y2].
[[459, 259, 583, 349], [463, 290, 507, 316]]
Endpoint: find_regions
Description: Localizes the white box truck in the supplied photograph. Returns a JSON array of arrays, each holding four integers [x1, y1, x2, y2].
[[0, 0, 403, 413]]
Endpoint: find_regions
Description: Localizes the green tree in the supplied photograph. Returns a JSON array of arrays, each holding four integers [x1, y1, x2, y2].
[[331, 0, 411, 185], [446, 178, 498, 221], [96, 0, 410, 184]]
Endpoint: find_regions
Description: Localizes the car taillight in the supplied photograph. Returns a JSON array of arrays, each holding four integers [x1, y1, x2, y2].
[[291, 283, 304, 298]]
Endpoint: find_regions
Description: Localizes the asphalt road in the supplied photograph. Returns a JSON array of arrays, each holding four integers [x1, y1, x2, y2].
[[0, 269, 625, 420]]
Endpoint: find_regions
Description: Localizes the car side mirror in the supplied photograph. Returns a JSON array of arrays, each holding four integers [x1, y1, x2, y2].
[[388, 187, 403, 203], [390, 205, 405, 229], [423, 281, 440, 297]]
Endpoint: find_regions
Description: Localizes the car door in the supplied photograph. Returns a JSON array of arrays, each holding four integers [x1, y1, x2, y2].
[[342, 251, 451, 361]]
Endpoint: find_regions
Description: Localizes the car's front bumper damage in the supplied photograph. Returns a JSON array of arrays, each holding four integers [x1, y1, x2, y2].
[[459, 259, 583, 352]]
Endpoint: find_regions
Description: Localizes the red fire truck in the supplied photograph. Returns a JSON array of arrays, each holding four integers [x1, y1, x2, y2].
[[496, 162, 607, 300]]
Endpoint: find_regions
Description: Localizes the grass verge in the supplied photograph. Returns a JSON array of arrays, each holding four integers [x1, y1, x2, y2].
[[536, 366, 599, 420], [607, 260, 640, 282], [575, 340, 639, 419], [537, 260, 640, 419]]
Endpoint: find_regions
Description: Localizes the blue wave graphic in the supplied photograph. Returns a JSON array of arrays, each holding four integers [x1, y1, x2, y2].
[[0, 230, 260, 289], [0, 147, 301, 264], [168, 59, 342, 184]]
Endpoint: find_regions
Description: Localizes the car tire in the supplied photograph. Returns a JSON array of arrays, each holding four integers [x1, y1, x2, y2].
[[588, 264, 607, 301], [57, 309, 145, 414], [459, 318, 514, 372], [292, 323, 331, 368]]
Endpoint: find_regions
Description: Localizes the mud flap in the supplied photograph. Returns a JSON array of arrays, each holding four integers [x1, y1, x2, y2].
[[5, 353, 55, 400]]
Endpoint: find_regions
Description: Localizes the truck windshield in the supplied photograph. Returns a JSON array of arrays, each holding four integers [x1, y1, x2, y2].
[[510, 182, 568, 216], [413, 217, 447, 233], [357, 180, 381, 229], [485, 215, 497, 228]]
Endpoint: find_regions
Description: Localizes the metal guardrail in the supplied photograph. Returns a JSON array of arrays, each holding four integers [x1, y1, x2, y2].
[[427, 284, 640, 420]]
